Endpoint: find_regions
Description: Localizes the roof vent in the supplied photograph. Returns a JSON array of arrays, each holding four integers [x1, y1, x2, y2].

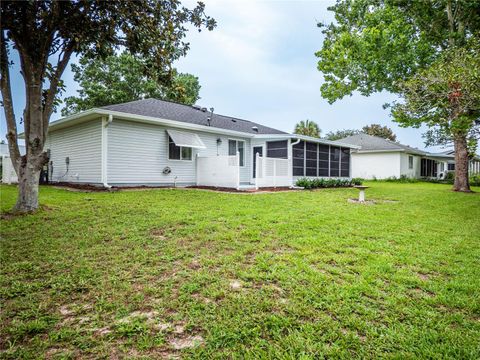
[[231, 119, 237, 122], [192, 104, 202, 110], [201, 107, 207, 112], [252, 126, 258, 132]]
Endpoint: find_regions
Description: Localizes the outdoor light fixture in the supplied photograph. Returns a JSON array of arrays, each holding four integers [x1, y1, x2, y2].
[[216, 138, 222, 145]]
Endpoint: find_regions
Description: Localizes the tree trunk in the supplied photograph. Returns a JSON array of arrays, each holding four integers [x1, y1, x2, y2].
[[453, 134, 471, 192], [14, 158, 43, 213]]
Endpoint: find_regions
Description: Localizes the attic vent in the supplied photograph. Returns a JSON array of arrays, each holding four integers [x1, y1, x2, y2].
[[252, 126, 258, 132]]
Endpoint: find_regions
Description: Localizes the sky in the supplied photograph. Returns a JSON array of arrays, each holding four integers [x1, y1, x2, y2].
[[1, 0, 445, 151]]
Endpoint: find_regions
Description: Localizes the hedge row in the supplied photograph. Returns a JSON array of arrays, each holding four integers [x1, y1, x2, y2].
[[296, 177, 363, 189]]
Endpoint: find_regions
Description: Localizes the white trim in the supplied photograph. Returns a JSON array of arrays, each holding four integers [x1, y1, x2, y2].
[[251, 144, 265, 183], [101, 116, 111, 188], [228, 138, 246, 167], [355, 149, 426, 156], [253, 133, 361, 149]]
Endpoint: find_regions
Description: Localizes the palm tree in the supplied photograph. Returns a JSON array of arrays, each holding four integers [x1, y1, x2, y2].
[[294, 119, 321, 138]]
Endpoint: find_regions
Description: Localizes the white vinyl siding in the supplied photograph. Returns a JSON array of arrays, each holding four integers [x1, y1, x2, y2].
[[107, 119, 251, 185], [45, 119, 102, 183], [400, 153, 420, 178], [351, 152, 401, 179]]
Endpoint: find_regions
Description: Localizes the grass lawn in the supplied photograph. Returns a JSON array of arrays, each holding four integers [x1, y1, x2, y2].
[[1, 182, 479, 359]]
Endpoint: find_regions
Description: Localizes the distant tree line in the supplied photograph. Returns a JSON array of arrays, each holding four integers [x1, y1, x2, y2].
[[294, 120, 397, 142]]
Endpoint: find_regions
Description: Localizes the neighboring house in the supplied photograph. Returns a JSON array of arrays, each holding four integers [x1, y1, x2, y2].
[[339, 133, 479, 179], [1, 143, 26, 184], [38, 99, 358, 189], [436, 150, 480, 175]]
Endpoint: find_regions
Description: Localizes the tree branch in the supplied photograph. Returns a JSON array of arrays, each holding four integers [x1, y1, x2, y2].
[[0, 31, 22, 172], [42, 42, 74, 140]]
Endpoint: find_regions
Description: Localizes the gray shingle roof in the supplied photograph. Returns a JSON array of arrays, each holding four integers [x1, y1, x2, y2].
[[339, 133, 426, 155], [101, 98, 287, 135]]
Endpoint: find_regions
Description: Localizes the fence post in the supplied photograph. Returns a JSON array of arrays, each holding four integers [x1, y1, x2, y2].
[[195, 153, 199, 185], [255, 152, 260, 190], [273, 159, 277, 188], [236, 151, 240, 190]]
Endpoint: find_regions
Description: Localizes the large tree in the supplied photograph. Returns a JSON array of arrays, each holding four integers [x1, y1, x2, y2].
[[294, 119, 321, 138], [62, 53, 201, 116], [325, 124, 397, 141], [361, 124, 397, 141], [325, 129, 359, 141], [316, 0, 480, 191], [0, 1, 215, 212], [393, 43, 480, 191]]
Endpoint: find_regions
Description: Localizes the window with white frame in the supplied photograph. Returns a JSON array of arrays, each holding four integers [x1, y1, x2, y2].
[[408, 155, 413, 169], [168, 136, 192, 160], [228, 139, 245, 166]]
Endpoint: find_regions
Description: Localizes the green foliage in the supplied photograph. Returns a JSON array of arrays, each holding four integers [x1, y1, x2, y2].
[[3, 0, 216, 116], [325, 129, 359, 140], [361, 124, 397, 141], [469, 173, 480, 187], [445, 171, 455, 182], [392, 42, 480, 147], [293, 120, 321, 138], [316, 0, 480, 103], [325, 124, 397, 141], [62, 53, 201, 115], [383, 175, 419, 183], [295, 177, 362, 189]]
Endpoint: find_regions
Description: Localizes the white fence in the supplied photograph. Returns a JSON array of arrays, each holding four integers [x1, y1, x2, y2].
[[196, 153, 240, 189], [1, 155, 18, 184], [255, 154, 291, 188]]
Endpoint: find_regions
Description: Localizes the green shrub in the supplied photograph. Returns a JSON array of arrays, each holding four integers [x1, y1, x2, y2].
[[352, 178, 364, 186], [470, 173, 480, 186], [384, 175, 418, 183], [445, 171, 455, 182], [295, 177, 362, 189]]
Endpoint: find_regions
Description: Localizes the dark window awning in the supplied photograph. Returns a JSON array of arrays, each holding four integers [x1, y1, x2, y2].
[[166, 129, 206, 149]]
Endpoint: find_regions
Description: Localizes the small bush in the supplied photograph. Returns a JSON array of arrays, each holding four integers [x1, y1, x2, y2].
[[295, 177, 362, 189], [384, 175, 418, 183], [470, 173, 480, 186]]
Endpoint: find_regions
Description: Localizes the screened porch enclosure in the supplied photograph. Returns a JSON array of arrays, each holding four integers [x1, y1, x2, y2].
[[291, 141, 351, 178], [421, 158, 438, 177]]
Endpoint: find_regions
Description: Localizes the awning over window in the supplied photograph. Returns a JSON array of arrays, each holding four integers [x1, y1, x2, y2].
[[166, 129, 206, 149]]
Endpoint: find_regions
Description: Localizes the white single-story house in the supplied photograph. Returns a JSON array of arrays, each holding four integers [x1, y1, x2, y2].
[[1, 143, 25, 184], [339, 133, 480, 179], [35, 99, 359, 189]]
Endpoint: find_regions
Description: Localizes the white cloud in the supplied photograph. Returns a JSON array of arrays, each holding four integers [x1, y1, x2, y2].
[[176, 0, 434, 150]]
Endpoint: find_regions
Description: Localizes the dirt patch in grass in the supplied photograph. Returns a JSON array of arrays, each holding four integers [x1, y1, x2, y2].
[[169, 335, 204, 350], [186, 185, 297, 193]]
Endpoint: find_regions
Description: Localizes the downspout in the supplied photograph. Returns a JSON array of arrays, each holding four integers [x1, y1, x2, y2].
[[289, 138, 301, 188], [101, 114, 113, 188]]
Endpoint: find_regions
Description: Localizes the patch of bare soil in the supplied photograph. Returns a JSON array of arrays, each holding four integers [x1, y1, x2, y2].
[[348, 198, 399, 205], [169, 335, 204, 350], [186, 185, 297, 193], [348, 198, 377, 205], [49, 183, 112, 192]]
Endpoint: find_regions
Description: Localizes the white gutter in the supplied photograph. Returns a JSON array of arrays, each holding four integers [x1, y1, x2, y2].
[[356, 149, 426, 156], [101, 115, 112, 189], [291, 134, 361, 149], [288, 138, 301, 188]]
